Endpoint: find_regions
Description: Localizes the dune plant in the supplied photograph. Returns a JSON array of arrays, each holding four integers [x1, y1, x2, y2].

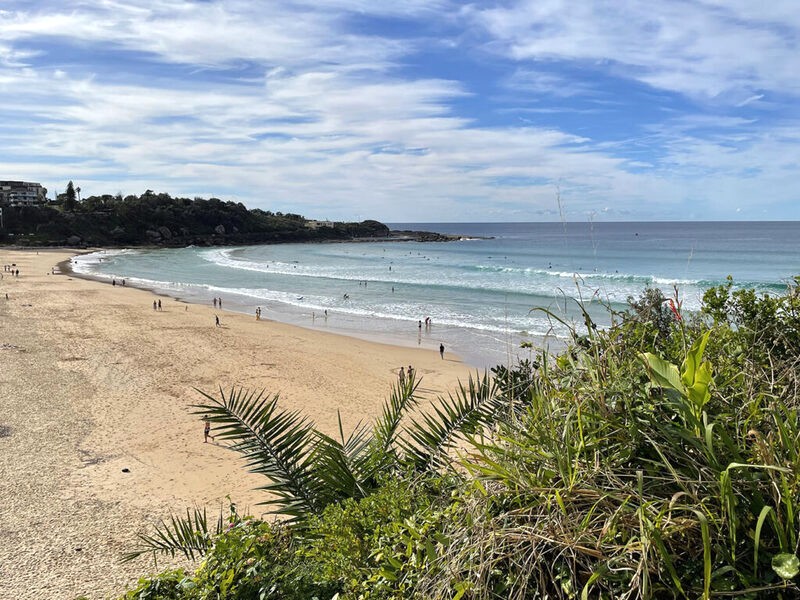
[[122, 281, 800, 599], [124, 370, 506, 563], [417, 285, 800, 599]]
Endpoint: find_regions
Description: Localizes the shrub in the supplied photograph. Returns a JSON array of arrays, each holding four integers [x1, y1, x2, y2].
[[122, 282, 800, 599]]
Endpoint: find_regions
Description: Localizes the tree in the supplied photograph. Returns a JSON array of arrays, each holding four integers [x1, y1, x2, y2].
[[64, 181, 76, 211]]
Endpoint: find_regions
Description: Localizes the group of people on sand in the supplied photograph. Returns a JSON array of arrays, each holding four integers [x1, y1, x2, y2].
[[212, 297, 223, 308], [415, 317, 446, 359], [3, 265, 19, 277], [398, 364, 414, 383], [396, 341, 444, 383]]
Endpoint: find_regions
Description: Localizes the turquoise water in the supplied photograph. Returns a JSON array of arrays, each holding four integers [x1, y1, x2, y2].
[[71, 222, 800, 368]]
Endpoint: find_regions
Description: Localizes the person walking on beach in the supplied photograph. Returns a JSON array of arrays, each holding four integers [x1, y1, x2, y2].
[[204, 418, 214, 443], [153, 300, 157, 311], [215, 315, 220, 327], [213, 297, 217, 308], [157, 299, 162, 311], [218, 297, 223, 308], [399, 366, 406, 384], [440, 343, 445, 359]]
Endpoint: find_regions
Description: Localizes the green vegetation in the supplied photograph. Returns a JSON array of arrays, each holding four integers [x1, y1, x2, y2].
[[121, 278, 800, 599], [64, 180, 77, 212], [0, 190, 390, 246]]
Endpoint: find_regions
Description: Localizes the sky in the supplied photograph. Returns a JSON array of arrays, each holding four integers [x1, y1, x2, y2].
[[1, 1, 799, 222]]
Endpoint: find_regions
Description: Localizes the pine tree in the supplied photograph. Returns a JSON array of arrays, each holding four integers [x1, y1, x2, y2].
[[65, 181, 76, 211]]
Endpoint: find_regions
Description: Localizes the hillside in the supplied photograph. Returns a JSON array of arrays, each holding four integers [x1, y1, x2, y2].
[[0, 192, 391, 247]]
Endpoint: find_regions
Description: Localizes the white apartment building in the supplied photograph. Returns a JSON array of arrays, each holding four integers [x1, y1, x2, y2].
[[0, 181, 48, 206]]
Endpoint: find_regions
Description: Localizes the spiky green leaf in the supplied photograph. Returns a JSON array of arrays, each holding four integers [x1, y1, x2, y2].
[[193, 387, 323, 521]]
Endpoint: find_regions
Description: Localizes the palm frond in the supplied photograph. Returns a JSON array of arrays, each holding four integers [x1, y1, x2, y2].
[[310, 411, 374, 504], [303, 376, 424, 504], [310, 434, 366, 503], [121, 508, 223, 562], [400, 372, 503, 470], [193, 387, 323, 521], [373, 374, 421, 455]]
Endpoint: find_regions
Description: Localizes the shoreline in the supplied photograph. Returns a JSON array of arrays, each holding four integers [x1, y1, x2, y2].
[[61, 251, 484, 367], [65, 248, 515, 371], [0, 248, 475, 600], [65, 247, 545, 370]]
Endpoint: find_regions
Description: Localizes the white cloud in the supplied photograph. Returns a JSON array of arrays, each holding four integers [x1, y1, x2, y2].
[[0, 1, 410, 69], [502, 68, 601, 98], [468, 0, 800, 102], [0, 1, 798, 221]]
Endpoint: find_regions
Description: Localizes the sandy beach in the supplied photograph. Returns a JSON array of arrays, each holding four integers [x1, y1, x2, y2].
[[0, 248, 474, 600]]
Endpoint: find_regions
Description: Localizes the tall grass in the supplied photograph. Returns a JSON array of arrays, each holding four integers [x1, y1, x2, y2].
[[416, 282, 800, 599]]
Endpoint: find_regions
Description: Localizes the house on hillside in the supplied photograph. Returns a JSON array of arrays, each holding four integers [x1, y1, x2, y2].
[[0, 181, 48, 206], [306, 219, 335, 229]]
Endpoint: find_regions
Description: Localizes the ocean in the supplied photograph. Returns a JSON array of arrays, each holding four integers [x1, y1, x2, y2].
[[70, 221, 800, 368]]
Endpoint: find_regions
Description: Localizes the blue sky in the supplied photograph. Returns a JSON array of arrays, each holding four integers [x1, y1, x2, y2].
[[1, 1, 798, 221]]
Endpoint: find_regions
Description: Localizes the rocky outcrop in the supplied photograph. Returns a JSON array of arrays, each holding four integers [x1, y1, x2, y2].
[[387, 230, 465, 242]]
